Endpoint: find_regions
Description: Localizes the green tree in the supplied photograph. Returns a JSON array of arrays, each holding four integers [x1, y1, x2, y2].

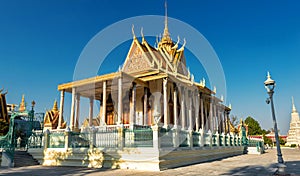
[[245, 116, 262, 135], [263, 134, 272, 146], [261, 129, 271, 135], [279, 136, 286, 146]]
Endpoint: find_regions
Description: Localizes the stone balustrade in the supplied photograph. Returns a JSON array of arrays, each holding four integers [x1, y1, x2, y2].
[[43, 125, 243, 150]]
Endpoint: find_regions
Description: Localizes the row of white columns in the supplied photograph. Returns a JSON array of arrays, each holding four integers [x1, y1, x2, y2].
[[163, 79, 230, 134], [56, 77, 231, 133], [57, 77, 125, 131]]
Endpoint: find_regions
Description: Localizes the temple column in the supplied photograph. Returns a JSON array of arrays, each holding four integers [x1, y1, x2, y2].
[[70, 88, 76, 130], [220, 107, 224, 133], [130, 83, 136, 127], [218, 106, 221, 133], [188, 90, 193, 131], [223, 111, 227, 133], [225, 111, 228, 133], [200, 93, 204, 131], [75, 93, 80, 129], [117, 77, 123, 125], [213, 99, 217, 133], [204, 100, 208, 131], [163, 78, 168, 129], [173, 84, 178, 128], [222, 110, 226, 133], [143, 87, 148, 125], [181, 87, 186, 130], [223, 109, 227, 133], [195, 91, 200, 131], [58, 90, 65, 129], [227, 111, 231, 134], [102, 81, 107, 125], [89, 97, 94, 127], [209, 100, 213, 132], [224, 111, 228, 133]]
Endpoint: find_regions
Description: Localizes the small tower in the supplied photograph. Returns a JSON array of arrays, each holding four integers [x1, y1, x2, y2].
[[19, 94, 26, 112], [291, 97, 300, 122], [286, 97, 300, 146], [52, 100, 58, 112], [43, 100, 66, 130]]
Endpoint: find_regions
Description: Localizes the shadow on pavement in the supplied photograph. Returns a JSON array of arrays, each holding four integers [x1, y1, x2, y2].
[[0, 166, 114, 176], [220, 161, 300, 176]]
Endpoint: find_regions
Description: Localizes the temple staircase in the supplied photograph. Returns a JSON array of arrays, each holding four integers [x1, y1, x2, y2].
[[13, 150, 40, 167]]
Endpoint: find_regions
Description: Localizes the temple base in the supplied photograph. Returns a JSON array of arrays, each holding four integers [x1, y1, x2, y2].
[[31, 146, 244, 171]]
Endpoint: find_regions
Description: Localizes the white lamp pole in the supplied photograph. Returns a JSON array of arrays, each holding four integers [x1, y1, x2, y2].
[[264, 72, 284, 164]]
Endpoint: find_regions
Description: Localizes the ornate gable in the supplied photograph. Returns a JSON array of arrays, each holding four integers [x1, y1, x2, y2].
[[122, 40, 152, 73]]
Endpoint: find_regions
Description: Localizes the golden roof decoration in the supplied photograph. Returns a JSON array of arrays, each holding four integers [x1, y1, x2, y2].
[[19, 94, 26, 112], [52, 100, 58, 112]]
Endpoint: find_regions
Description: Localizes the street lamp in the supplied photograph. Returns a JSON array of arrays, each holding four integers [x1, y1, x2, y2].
[[264, 72, 284, 164]]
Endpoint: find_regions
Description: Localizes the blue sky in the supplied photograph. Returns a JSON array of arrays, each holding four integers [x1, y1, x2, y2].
[[1, 0, 300, 134]]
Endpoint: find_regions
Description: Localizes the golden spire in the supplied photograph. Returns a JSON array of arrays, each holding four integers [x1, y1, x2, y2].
[[162, 0, 171, 43], [52, 100, 58, 112], [19, 94, 26, 112]]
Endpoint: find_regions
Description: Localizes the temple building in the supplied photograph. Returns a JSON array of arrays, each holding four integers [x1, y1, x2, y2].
[[35, 7, 246, 171], [0, 91, 8, 123], [55, 16, 232, 134], [286, 97, 300, 146]]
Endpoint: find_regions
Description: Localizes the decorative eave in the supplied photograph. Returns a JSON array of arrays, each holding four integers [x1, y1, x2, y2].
[[58, 71, 148, 94], [225, 105, 232, 111], [58, 72, 120, 92], [139, 72, 168, 82], [212, 95, 223, 103]]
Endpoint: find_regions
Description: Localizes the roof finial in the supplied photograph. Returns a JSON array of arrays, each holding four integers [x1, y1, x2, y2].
[[19, 94, 26, 112], [132, 24, 136, 39], [141, 27, 145, 43], [162, 0, 171, 41], [292, 96, 297, 113], [53, 100, 58, 111], [165, 0, 168, 30]]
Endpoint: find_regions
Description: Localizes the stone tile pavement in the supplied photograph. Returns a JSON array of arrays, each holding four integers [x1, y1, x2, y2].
[[1, 148, 299, 176]]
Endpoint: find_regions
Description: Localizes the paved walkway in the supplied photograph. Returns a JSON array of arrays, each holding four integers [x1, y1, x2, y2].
[[1, 148, 300, 176]]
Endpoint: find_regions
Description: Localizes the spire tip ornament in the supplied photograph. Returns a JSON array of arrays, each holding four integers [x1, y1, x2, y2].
[[292, 96, 297, 113], [141, 27, 145, 43], [19, 94, 26, 112], [52, 100, 58, 112], [132, 24, 136, 39]]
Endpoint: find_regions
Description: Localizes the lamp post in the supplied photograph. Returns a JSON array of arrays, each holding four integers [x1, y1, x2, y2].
[[264, 72, 284, 164]]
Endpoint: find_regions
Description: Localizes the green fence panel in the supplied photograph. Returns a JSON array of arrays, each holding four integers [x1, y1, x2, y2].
[[179, 130, 189, 147], [94, 129, 118, 148], [193, 132, 200, 147], [125, 129, 153, 147], [49, 132, 65, 148]]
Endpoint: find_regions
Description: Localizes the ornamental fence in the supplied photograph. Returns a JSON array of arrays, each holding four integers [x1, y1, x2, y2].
[[248, 137, 264, 153], [37, 125, 244, 149]]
